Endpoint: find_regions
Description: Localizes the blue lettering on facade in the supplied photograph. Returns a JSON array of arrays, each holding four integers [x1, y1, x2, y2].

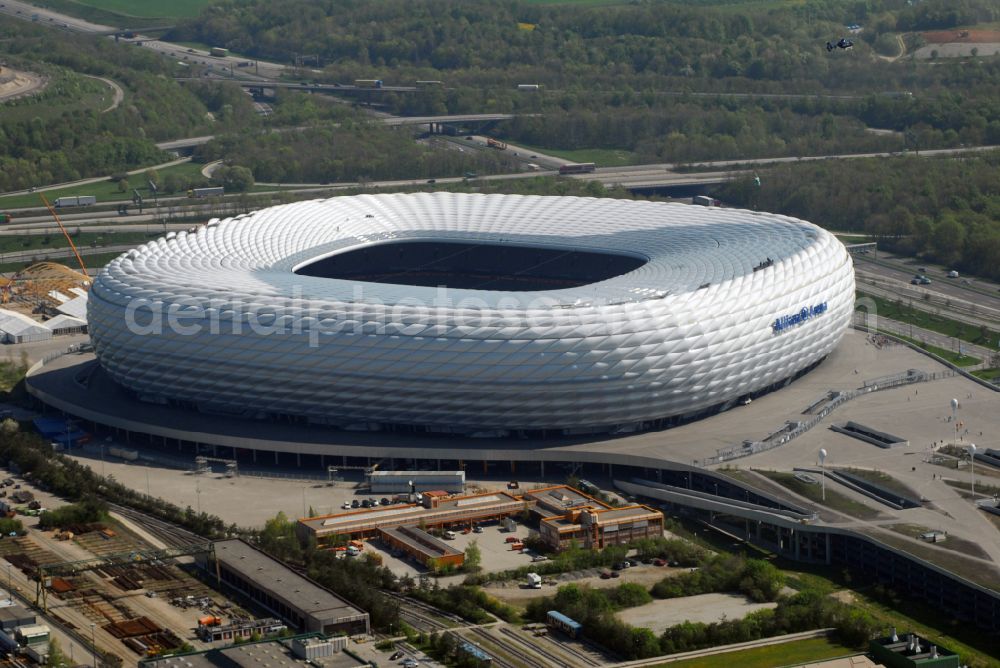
[[772, 302, 828, 333]]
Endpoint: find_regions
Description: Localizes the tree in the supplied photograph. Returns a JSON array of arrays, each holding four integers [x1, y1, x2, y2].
[[46, 638, 68, 668], [117, 177, 130, 193], [464, 540, 482, 572], [213, 165, 255, 192]]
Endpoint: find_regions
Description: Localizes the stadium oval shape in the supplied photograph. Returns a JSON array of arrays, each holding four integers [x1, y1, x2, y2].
[[87, 192, 855, 435]]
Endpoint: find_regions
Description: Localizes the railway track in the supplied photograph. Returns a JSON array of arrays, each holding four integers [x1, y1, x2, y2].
[[108, 504, 205, 548], [384, 591, 470, 632], [539, 631, 604, 666], [498, 625, 579, 667], [467, 626, 545, 668]]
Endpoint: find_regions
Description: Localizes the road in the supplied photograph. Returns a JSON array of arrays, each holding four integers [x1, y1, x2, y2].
[[854, 252, 1000, 316], [0, 156, 190, 198], [83, 74, 124, 113], [0, 0, 288, 79]]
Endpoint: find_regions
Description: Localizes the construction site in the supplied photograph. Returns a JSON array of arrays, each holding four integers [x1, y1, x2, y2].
[[0, 473, 326, 666]]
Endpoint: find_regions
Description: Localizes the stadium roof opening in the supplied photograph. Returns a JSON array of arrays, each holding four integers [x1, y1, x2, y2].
[[294, 240, 647, 291]]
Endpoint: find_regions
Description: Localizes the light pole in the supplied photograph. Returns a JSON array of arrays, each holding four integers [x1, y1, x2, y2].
[[145, 466, 150, 498], [950, 398, 959, 444], [6, 563, 11, 604], [90, 622, 97, 668], [818, 448, 827, 502], [968, 444, 977, 498], [302, 487, 307, 517], [196, 480, 201, 514]]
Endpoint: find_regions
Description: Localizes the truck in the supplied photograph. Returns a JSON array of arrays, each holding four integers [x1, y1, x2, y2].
[[54, 195, 96, 207], [188, 187, 224, 198], [486, 138, 507, 150], [0, 213, 11, 224], [210, 47, 228, 57], [693, 195, 722, 207], [355, 79, 383, 88], [526, 573, 542, 589], [558, 163, 596, 175], [517, 84, 540, 91]]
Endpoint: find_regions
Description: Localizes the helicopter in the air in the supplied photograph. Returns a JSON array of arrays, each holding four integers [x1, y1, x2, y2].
[[826, 38, 854, 51]]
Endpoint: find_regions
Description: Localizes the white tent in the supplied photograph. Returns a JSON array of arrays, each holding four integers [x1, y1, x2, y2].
[[56, 294, 88, 320], [44, 314, 88, 335], [0, 309, 51, 344]]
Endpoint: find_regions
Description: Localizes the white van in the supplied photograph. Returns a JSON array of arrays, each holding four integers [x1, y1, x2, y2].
[[444, 530, 457, 540]]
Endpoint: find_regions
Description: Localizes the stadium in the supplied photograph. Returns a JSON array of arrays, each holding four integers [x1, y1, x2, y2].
[[87, 192, 855, 436]]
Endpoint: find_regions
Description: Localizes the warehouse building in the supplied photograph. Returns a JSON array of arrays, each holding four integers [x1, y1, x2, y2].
[[367, 470, 465, 494], [539, 505, 665, 551], [298, 491, 525, 545], [207, 540, 369, 636], [378, 524, 464, 570]]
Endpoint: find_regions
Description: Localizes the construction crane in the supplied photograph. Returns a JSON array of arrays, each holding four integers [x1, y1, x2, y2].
[[39, 193, 89, 278]]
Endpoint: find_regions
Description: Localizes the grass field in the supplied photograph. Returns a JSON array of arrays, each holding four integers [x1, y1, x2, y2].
[[0, 249, 124, 274], [37, 0, 211, 20], [648, 636, 856, 668], [0, 162, 205, 210], [755, 470, 881, 520], [0, 230, 156, 255], [510, 142, 637, 167], [893, 333, 981, 367], [1, 68, 110, 123], [857, 293, 1000, 351], [972, 367, 1000, 381]]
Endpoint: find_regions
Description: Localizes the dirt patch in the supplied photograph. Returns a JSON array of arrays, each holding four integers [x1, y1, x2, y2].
[[484, 564, 682, 607], [617, 593, 777, 634], [0, 67, 47, 102], [923, 29, 1000, 43]]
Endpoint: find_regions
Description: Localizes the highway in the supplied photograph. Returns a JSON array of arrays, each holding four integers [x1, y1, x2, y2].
[[0, 0, 288, 79]]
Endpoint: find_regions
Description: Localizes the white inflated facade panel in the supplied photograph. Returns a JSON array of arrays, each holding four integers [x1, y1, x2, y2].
[[87, 193, 855, 433]]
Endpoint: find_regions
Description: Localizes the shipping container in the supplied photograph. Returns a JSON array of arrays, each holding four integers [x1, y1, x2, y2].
[[188, 187, 224, 198]]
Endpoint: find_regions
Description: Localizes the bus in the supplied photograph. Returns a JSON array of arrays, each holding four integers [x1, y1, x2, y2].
[[486, 138, 507, 150], [355, 79, 384, 88], [558, 163, 596, 175]]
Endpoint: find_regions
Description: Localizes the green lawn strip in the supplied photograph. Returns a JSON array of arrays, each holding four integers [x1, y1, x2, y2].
[[646, 636, 856, 668], [0, 162, 205, 210], [837, 468, 921, 503], [884, 523, 990, 560], [858, 528, 1000, 592], [499, 141, 638, 167], [834, 234, 873, 245], [0, 249, 125, 274], [36, 0, 209, 21], [755, 470, 881, 520], [0, 231, 156, 255], [856, 292, 1000, 351], [893, 333, 981, 367], [972, 368, 1000, 380]]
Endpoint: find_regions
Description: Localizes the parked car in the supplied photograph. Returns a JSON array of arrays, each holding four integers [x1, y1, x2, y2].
[[473, 525, 483, 533], [653, 558, 667, 567], [351, 499, 360, 508], [381, 497, 391, 505], [505, 536, 520, 543], [600, 571, 612, 579], [611, 571, 620, 578], [389, 651, 404, 660], [342, 502, 351, 509], [402, 659, 419, 668]]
